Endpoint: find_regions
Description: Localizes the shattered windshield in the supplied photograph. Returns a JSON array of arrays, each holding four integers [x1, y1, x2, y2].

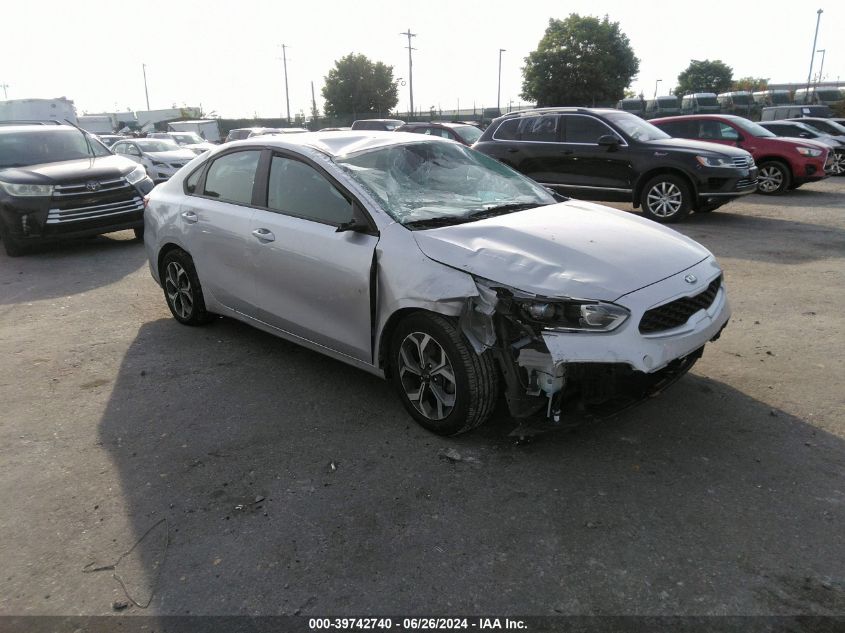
[[336, 141, 556, 226]]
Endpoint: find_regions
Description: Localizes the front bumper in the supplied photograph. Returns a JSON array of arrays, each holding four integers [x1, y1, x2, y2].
[[541, 258, 730, 373], [696, 166, 759, 198]]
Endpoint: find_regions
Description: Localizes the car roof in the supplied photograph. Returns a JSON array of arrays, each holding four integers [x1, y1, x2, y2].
[[496, 107, 619, 120], [225, 131, 457, 158], [404, 122, 473, 128]]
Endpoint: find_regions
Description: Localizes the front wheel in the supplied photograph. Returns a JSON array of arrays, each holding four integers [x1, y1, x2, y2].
[[160, 249, 214, 325], [389, 313, 499, 436], [757, 161, 791, 195], [640, 174, 692, 223]]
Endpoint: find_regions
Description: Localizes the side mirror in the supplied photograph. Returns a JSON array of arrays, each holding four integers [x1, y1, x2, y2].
[[598, 134, 621, 147]]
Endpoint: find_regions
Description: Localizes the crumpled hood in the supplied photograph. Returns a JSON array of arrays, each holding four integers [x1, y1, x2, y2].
[[412, 201, 712, 301]]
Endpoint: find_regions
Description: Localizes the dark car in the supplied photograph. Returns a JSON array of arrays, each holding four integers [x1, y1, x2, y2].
[[790, 117, 845, 143], [0, 124, 154, 256], [761, 105, 833, 121], [757, 120, 844, 176], [473, 108, 758, 223], [394, 122, 483, 145], [652, 114, 835, 191], [350, 119, 406, 131]]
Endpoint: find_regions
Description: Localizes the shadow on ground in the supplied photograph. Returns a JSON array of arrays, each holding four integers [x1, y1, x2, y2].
[[0, 231, 145, 305], [93, 317, 845, 616]]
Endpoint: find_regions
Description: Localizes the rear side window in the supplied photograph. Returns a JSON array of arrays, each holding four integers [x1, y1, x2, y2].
[[656, 120, 695, 137], [202, 150, 260, 205], [267, 155, 353, 225], [562, 115, 612, 143], [494, 116, 559, 142]]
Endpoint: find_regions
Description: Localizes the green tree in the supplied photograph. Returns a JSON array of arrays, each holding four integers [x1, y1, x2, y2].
[[521, 15, 639, 107], [321, 53, 399, 118], [675, 60, 734, 96], [732, 76, 769, 92]]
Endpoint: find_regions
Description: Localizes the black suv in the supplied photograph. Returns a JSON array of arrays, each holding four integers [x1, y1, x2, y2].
[[473, 108, 759, 223], [0, 124, 154, 256]]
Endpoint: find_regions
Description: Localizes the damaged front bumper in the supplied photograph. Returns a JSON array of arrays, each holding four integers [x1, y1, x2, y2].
[[461, 257, 730, 422]]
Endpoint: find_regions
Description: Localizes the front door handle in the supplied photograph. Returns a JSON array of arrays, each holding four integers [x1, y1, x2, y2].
[[181, 211, 198, 223], [252, 228, 275, 242]]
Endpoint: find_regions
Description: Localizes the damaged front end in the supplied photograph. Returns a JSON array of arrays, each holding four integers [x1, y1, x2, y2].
[[459, 278, 711, 426]]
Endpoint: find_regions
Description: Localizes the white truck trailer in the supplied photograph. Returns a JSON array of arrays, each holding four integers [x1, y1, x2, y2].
[[0, 97, 78, 124]]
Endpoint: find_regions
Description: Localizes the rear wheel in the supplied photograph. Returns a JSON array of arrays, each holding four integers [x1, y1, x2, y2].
[[160, 249, 214, 325], [757, 161, 791, 195], [389, 313, 498, 436], [640, 174, 692, 223]]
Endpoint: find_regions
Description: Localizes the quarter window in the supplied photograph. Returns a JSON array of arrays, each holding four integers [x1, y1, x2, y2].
[[563, 115, 612, 143], [202, 150, 260, 205], [267, 155, 353, 225], [493, 116, 559, 142]]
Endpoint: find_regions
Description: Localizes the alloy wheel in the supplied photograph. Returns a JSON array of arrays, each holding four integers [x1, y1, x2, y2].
[[646, 181, 683, 218], [832, 153, 845, 176], [397, 332, 457, 421], [165, 261, 194, 320], [758, 165, 784, 193]]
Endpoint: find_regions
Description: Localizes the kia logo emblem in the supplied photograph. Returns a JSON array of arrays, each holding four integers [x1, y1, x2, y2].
[[85, 181, 101, 192], [684, 274, 697, 284]]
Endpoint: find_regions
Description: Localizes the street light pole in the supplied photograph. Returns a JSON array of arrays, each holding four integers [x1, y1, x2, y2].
[[281, 44, 291, 123], [804, 9, 823, 103], [816, 49, 826, 85], [400, 29, 416, 119], [497, 48, 506, 114], [142, 63, 150, 110], [0, 82, 8, 100], [654, 79, 662, 99]]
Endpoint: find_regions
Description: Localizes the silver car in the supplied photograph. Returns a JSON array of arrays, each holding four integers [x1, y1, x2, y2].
[[144, 132, 730, 435]]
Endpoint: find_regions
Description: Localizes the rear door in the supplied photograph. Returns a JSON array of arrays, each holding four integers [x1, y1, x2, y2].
[[247, 151, 379, 363], [180, 149, 262, 314], [488, 114, 566, 188]]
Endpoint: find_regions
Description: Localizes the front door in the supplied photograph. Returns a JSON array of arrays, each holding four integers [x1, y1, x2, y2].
[[557, 114, 634, 196], [248, 152, 378, 363]]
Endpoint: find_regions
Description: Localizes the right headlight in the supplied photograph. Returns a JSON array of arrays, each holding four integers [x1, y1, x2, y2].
[[796, 147, 823, 157], [125, 165, 147, 185], [518, 298, 630, 332]]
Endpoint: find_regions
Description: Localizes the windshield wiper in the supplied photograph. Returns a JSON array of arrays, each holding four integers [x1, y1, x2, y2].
[[404, 215, 471, 229], [466, 202, 550, 220]]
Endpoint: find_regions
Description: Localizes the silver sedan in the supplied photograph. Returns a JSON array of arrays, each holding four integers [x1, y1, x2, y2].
[[144, 132, 730, 435]]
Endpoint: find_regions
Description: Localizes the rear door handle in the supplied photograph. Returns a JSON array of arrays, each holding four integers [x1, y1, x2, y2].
[[181, 211, 198, 223], [252, 228, 275, 242]]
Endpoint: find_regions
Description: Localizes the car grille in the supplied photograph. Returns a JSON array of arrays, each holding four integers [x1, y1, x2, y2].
[[46, 196, 144, 224], [53, 177, 131, 197], [639, 276, 722, 334], [732, 156, 754, 169]]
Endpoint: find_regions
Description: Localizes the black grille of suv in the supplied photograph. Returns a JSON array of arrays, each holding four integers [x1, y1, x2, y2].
[[732, 156, 754, 169], [639, 276, 722, 334], [47, 176, 142, 229]]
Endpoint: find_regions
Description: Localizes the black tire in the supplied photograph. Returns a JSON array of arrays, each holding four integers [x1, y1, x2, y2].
[[389, 312, 499, 436], [133, 226, 144, 241], [160, 249, 214, 326], [757, 160, 791, 195], [788, 182, 804, 190], [640, 174, 692, 223]]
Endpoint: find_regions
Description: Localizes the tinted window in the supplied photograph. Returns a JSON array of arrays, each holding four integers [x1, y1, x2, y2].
[[493, 119, 520, 140], [520, 115, 559, 142], [656, 120, 696, 137], [267, 155, 353, 225], [202, 151, 260, 205], [563, 115, 611, 143]]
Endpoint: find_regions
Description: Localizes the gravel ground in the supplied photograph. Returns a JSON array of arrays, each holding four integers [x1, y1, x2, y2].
[[0, 180, 843, 618]]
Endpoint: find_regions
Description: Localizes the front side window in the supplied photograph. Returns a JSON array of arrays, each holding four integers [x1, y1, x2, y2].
[[563, 115, 612, 143], [267, 155, 353, 225], [202, 150, 261, 205]]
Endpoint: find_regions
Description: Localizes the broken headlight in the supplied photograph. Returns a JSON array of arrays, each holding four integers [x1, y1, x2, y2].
[[519, 299, 629, 332]]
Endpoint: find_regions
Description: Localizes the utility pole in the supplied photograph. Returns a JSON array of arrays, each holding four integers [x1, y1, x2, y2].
[[400, 29, 416, 120], [804, 9, 823, 102], [310, 80, 318, 123], [816, 49, 826, 85], [497, 49, 506, 114], [654, 79, 662, 99], [142, 63, 150, 110], [281, 44, 291, 123]]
